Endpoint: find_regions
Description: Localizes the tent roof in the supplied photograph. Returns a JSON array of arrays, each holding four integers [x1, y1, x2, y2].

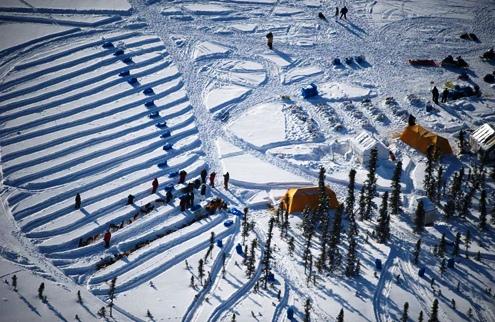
[[471, 123, 495, 151], [400, 124, 453, 156]]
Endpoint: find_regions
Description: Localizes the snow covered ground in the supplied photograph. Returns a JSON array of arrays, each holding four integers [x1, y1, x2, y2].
[[1, 0, 494, 321]]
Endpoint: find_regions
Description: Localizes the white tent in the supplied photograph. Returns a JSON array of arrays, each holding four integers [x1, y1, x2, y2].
[[350, 131, 388, 164], [469, 123, 495, 161]]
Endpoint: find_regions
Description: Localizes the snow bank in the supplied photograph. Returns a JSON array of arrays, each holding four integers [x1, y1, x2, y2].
[[204, 84, 251, 112], [228, 102, 286, 148], [0, 0, 132, 14], [282, 65, 323, 85], [183, 4, 234, 15], [320, 82, 377, 101], [273, 6, 304, 16], [191, 41, 231, 61]]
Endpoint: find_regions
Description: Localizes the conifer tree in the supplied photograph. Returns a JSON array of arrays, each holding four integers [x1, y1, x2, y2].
[[458, 129, 467, 154], [424, 145, 437, 201], [452, 232, 461, 256], [336, 308, 344, 322], [418, 310, 424, 322], [190, 275, 195, 288], [108, 277, 116, 317], [316, 167, 330, 225], [288, 236, 295, 256], [246, 239, 257, 278], [363, 148, 378, 220], [263, 217, 275, 288], [435, 166, 444, 202], [242, 207, 250, 245], [440, 258, 446, 275], [281, 206, 290, 238], [437, 234, 446, 257], [301, 208, 314, 241], [304, 298, 312, 322], [345, 227, 358, 277], [464, 229, 471, 258], [345, 169, 357, 227], [479, 189, 487, 230], [205, 232, 215, 260], [231, 313, 236, 322], [428, 299, 439, 322], [328, 206, 343, 270], [413, 239, 421, 264], [12, 275, 17, 291], [376, 192, 390, 243], [414, 200, 425, 233], [303, 237, 312, 273], [390, 161, 403, 215], [401, 302, 409, 322], [198, 259, 205, 285], [317, 215, 329, 273], [358, 185, 366, 221]]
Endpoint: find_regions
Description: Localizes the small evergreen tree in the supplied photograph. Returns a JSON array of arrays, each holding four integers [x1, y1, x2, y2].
[[328, 206, 343, 270], [414, 200, 425, 233], [424, 145, 438, 201], [304, 298, 312, 322], [205, 232, 215, 260], [418, 310, 424, 322], [77, 290, 82, 304], [452, 232, 461, 256], [242, 207, 250, 245], [108, 277, 116, 317], [363, 148, 378, 220], [401, 302, 409, 322], [413, 239, 421, 265], [437, 234, 446, 257], [190, 275, 195, 288], [390, 161, 403, 215], [262, 217, 275, 288], [428, 299, 439, 322], [231, 313, 236, 322], [376, 192, 390, 243], [464, 229, 471, 258], [336, 308, 344, 322], [146, 310, 153, 319], [288, 236, 295, 256], [246, 239, 257, 278], [358, 185, 367, 221], [198, 259, 205, 285], [345, 227, 358, 277], [440, 258, 446, 275], [345, 169, 357, 228], [12, 275, 17, 291], [458, 129, 468, 154], [479, 190, 487, 230], [435, 166, 444, 202]]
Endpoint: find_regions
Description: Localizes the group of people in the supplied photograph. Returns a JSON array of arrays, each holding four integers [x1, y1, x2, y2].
[[266, 5, 350, 49], [431, 86, 450, 104], [73, 168, 232, 248]]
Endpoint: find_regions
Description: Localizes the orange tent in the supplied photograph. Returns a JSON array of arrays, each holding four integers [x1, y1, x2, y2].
[[281, 186, 339, 214], [400, 124, 453, 156]]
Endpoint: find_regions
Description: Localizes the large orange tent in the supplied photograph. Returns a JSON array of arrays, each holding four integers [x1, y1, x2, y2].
[[400, 124, 453, 156], [281, 186, 339, 214]]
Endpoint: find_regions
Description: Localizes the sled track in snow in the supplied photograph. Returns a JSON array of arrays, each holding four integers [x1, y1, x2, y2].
[[0, 29, 210, 295]]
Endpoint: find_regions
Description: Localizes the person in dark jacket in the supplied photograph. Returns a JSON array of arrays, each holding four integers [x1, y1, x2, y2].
[[223, 172, 230, 190], [441, 88, 449, 103], [180, 197, 186, 211], [103, 230, 111, 248], [335, 7, 339, 18], [201, 169, 207, 184], [189, 192, 195, 208], [266, 32, 273, 50], [152, 178, 159, 194], [166, 190, 173, 203], [432, 86, 439, 104], [340, 6, 348, 19], [75, 193, 81, 209], [200, 184, 207, 197], [127, 194, 135, 205], [209, 172, 216, 187]]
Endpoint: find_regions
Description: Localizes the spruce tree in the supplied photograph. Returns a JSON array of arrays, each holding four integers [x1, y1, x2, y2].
[[376, 192, 390, 243], [263, 217, 275, 288], [401, 302, 409, 322], [435, 166, 444, 202], [437, 234, 446, 257], [390, 161, 403, 215], [345, 169, 357, 228], [358, 185, 367, 221], [303, 237, 312, 273], [336, 308, 344, 322], [452, 232, 461, 256], [418, 310, 424, 322], [428, 299, 439, 322], [345, 227, 358, 277], [316, 167, 330, 225], [328, 205, 343, 271], [413, 239, 421, 264], [246, 239, 257, 278], [464, 229, 471, 258], [304, 298, 312, 322], [198, 259, 204, 285], [205, 232, 215, 260], [242, 207, 250, 245], [288, 236, 295, 256], [424, 145, 437, 201], [414, 200, 425, 233], [458, 129, 467, 154], [108, 277, 116, 317], [231, 313, 236, 322], [479, 189, 487, 229], [363, 148, 378, 220], [317, 215, 329, 272]]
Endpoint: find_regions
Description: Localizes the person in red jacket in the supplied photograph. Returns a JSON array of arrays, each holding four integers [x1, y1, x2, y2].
[[209, 172, 216, 187], [152, 178, 159, 194], [103, 230, 111, 248]]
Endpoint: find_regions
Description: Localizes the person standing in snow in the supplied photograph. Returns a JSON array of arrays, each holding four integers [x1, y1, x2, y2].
[[266, 32, 273, 50], [200, 184, 207, 197], [441, 88, 449, 103], [223, 172, 230, 190], [103, 230, 111, 248], [432, 86, 439, 105], [335, 7, 339, 18], [152, 178, 159, 194], [201, 169, 208, 184], [340, 6, 348, 19], [209, 172, 216, 187], [166, 190, 173, 203], [75, 193, 81, 209]]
